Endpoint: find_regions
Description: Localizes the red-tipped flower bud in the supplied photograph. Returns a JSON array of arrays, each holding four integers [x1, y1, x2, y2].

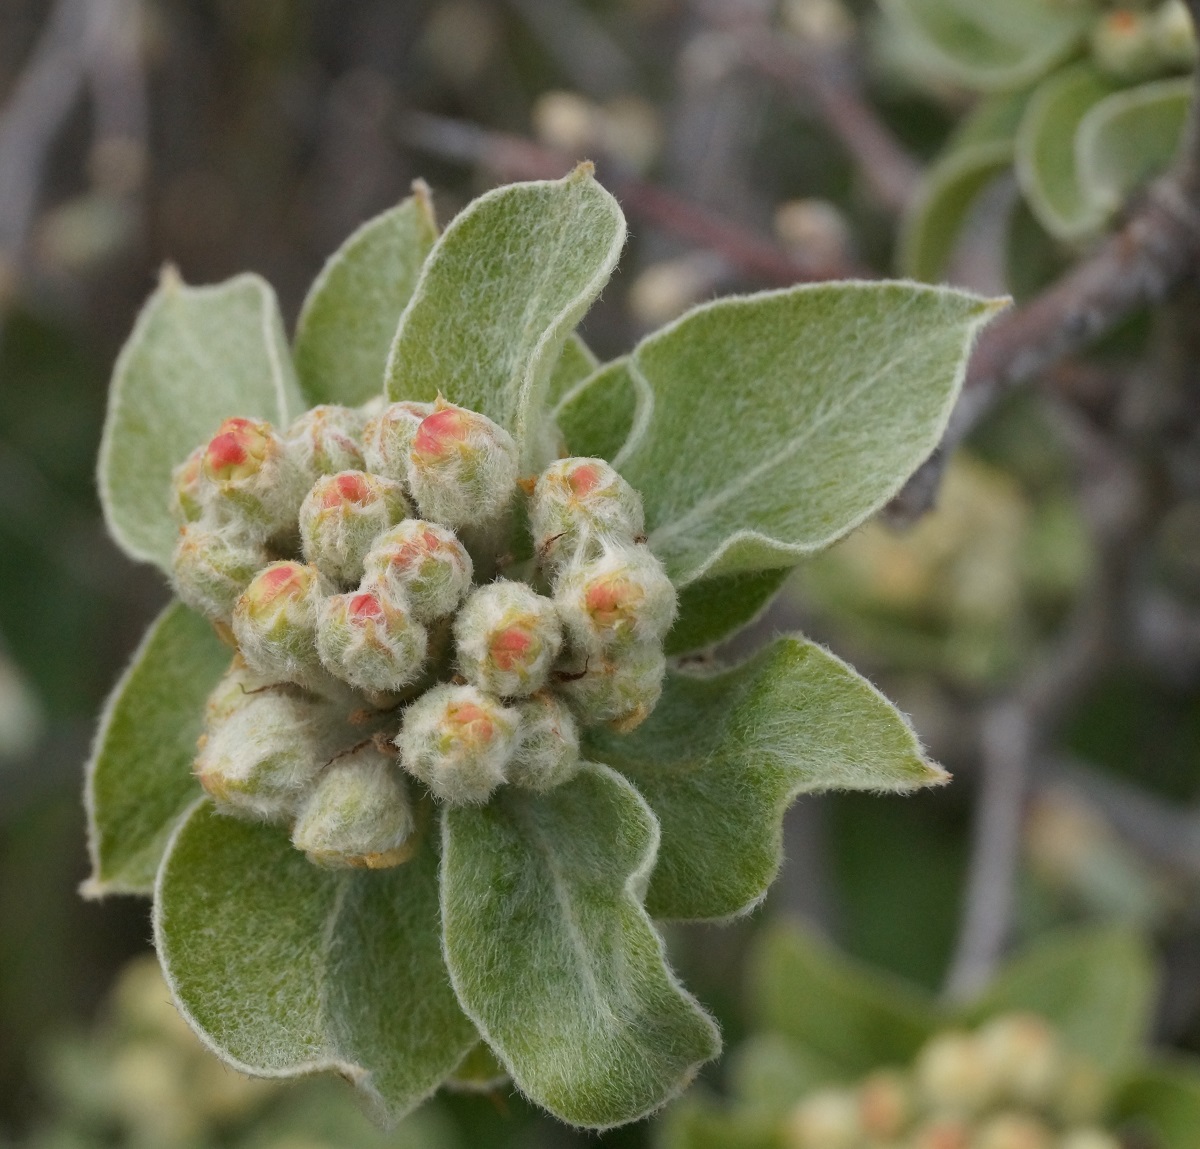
[[972, 1112, 1053, 1149], [299, 470, 411, 586], [231, 561, 330, 689], [454, 580, 562, 698], [396, 684, 518, 804], [286, 404, 366, 483], [406, 399, 519, 528], [169, 445, 210, 525], [362, 519, 473, 623], [291, 743, 416, 869], [555, 640, 666, 731], [508, 693, 580, 792], [361, 400, 434, 480], [171, 523, 267, 624], [316, 589, 428, 694], [530, 457, 644, 575], [200, 416, 307, 538]]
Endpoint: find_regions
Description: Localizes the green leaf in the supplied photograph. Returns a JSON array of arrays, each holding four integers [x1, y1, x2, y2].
[[1016, 64, 1118, 241], [1076, 76, 1192, 218], [98, 271, 306, 570], [585, 636, 948, 921], [440, 762, 719, 1129], [666, 569, 792, 656], [729, 1033, 839, 1111], [386, 167, 626, 467], [1112, 1058, 1200, 1149], [554, 357, 651, 464], [155, 802, 477, 1119], [962, 927, 1155, 1071], [83, 602, 229, 897], [294, 188, 439, 407], [545, 333, 599, 408], [879, 0, 1088, 93], [749, 921, 942, 1076], [658, 1094, 783, 1149], [616, 283, 1002, 587]]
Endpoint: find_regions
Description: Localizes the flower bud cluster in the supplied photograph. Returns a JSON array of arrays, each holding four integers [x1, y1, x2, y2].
[[781, 1012, 1119, 1149], [174, 399, 676, 865]]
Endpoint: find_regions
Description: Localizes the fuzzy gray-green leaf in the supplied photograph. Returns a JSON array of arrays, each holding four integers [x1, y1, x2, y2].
[[617, 283, 1002, 587], [440, 762, 719, 1129], [155, 802, 477, 1119], [666, 569, 792, 655], [98, 271, 306, 570], [83, 602, 229, 897], [294, 188, 439, 406], [585, 637, 947, 921], [553, 357, 651, 464], [386, 167, 625, 467]]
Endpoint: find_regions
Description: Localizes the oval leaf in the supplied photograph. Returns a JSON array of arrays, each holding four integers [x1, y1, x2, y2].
[[440, 762, 719, 1129], [553, 357, 652, 465], [294, 187, 439, 406], [386, 166, 626, 467], [545, 332, 599, 408], [1016, 64, 1118, 241], [83, 602, 229, 897], [155, 802, 477, 1119], [666, 568, 792, 656], [98, 271, 306, 570], [585, 636, 947, 921], [1112, 1059, 1200, 1149], [615, 283, 1001, 586]]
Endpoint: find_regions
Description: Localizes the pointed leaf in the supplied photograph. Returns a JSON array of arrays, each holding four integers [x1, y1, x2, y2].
[[545, 332, 599, 407], [1112, 1059, 1200, 1149], [155, 802, 477, 1119], [585, 636, 948, 921], [441, 762, 719, 1129], [749, 921, 942, 1076], [386, 167, 626, 467], [553, 357, 651, 464], [880, 0, 1088, 93], [83, 602, 229, 897], [666, 569, 792, 656], [1077, 77, 1192, 218], [1016, 64, 1118, 241], [962, 927, 1155, 1071], [616, 284, 1001, 586], [294, 188, 439, 406], [98, 271, 306, 570]]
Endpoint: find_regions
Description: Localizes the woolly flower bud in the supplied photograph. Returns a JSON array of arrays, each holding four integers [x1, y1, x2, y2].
[[169, 445, 209, 525], [1059, 1131, 1121, 1149], [915, 1031, 993, 1114], [291, 743, 416, 869], [908, 1116, 971, 1149], [977, 1012, 1063, 1106], [455, 580, 562, 697], [299, 470, 411, 586], [286, 404, 366, 483], [397, 684, 518, 804], [316, 589, 427, 694], [1152, 0, 1197, 68], [1091, 10, 1159, 81], [361, 399, 434, 480], [782, 1088, 860, 1149], [232, 561, 329, 689], [555, 543, 676, 653], [363, 519, 473, 623], [406, 399, 519, 528], [972, 1112, 1053, 1149], [530, 457, 644, 574], [856, 1070, 912, 1141], [508, 693, 580, 792], [171, 523, 267, 624], [200, 416, 307, 538], [194, 676, 339, 821], [555, 641, 666, 731]]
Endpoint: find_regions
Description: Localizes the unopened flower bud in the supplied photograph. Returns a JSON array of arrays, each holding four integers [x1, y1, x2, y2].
[[782, 1089, 860, 1149], [286, 404, 366, 483], [973, 1112, 1053, 1149], [530, 457, 644, 575], [232, 561, 329, 688], [316, 589, 427, 694], [908, 1116, 971, 1149], [857, 1070, 913, 1141], [195, 683, 340, 821], [915, 1032, 993, 1114], [361, 399, 434, 480], [363, 519, 473, 622], [555, 543, 676, 653], [455, 581, 562, 697], [406, 399, 519, 528], [1059, 1131, 1121, 1149], [977, 1012, 1063, 1106], [169, 445, 209, 525], [397, 684, 518, 804], [555, 641, 666, 731], [299, 470, 411, 585], [508, 693, 580, 792], [1152, 0, 1197, 68], [200, 416, 308, 538], [1092, 10, 1159, 80], [291, 744, 416, 869], [171, 523, 267, 623]]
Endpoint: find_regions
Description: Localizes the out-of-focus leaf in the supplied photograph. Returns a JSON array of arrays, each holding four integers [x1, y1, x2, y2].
[[728, 1033, 839, 1112], [1112, 1058, 1200, 1149]]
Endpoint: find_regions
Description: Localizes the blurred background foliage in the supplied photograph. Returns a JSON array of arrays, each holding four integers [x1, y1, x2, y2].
[[2, 0, 1200, 1146]]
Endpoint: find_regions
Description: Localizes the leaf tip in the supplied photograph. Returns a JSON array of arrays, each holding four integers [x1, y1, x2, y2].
[[410, 178, 437, 228], [568, 159, 597, 182], [917, 759, 952, 788], [158, 262, 185, 294], [78, 875, 108, 901]]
